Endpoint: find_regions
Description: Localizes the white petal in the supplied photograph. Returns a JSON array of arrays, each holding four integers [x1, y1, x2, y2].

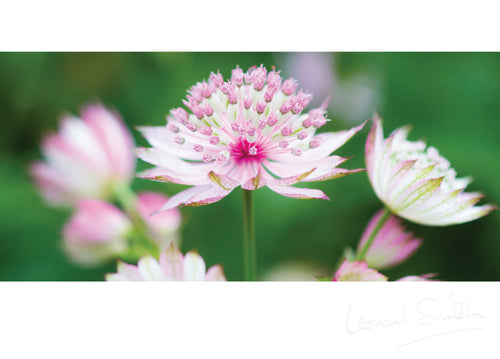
[[137, 256, 166, 281], [183, 252, 207, 281]]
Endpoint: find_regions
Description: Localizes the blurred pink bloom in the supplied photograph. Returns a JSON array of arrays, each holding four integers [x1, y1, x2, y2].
[[333, 259, 388, 282], [282, 53, 381, 123], [284, 53, 335, 108], [137, 65, 365, 212], [397, 274, 437, 281], [366, 115, 495, 226], [136, 191, 182, 250], [31, 104, 135, 207], [106, 244, 226, 281], [357, 209, 422, 269], [63, 199, 131, 267]]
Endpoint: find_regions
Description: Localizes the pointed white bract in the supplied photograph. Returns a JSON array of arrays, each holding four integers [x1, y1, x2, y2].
[[365, 115, 495, 226], [136, 65, 365, 212], [357, 209, 422, 269], [106, 244, 226, 281], [30, 104, 135, 207]]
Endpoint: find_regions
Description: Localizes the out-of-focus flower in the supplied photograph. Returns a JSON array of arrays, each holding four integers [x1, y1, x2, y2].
[[105, 244, 226, 281], [263, 261, 329, 281], [283, 52, 335, 108], [397, 274, 437, 281], [365, 115, 495, 226], [63, 200, 131, 267], [31, 104, 135, 207], [136, 65, 365, 212], [332, 259, 388, 281], [281, 52, 381, 123], [136, 191, 182, 250], [356, 209, 422, 269]]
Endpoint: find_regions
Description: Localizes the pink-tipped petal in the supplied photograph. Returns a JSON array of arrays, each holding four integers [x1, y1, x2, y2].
[[267, 184, 329, 200]]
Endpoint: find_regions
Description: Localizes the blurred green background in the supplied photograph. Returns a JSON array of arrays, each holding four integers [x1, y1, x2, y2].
[[0, 52, 498, 281]]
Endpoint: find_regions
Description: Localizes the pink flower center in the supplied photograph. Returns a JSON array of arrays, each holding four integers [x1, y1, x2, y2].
[[229, 138, 266, 164]]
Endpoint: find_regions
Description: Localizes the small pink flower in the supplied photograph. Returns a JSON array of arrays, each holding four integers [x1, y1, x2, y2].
[[31, 104, 135, 207], [63, 200, 132, 267], [357, 209, 422, 269], [136, 65, 365, 212], [105, 244, 226, 281], [333, 259, 388, 281], [365, 115, 495, 226], [136, 191, 182, 250]]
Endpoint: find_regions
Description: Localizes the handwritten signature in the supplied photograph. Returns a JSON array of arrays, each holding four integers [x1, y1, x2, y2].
[[345, 297, 485, 347]]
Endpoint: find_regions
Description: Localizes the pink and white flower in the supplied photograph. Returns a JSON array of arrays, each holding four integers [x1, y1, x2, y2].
[[136, 65, 365, 212], [63, 200, 132, 267], [105, 244, 226, 281], [356, 209, 422, 269], [31, 104, 135, 207], [365, 115, 495, 226], [332, 259, 388, 281], [136, 191, 182, 250]]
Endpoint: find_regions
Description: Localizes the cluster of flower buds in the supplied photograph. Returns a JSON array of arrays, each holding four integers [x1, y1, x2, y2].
[[31, 104, 185, 268]]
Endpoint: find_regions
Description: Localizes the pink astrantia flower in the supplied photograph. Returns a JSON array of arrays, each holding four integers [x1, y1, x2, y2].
[[357, 209, 422, 269], [332, 259, 388, 281], [365, 115, 496, 226], [136, 191, 182, 250], [136, 65, 365, 212], [105, 244, 226, 281], [63, 200, 131, 267], [31, 104, 135, 207]]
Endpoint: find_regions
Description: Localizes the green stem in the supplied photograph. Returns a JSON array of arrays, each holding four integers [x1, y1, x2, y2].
[[356, 207, 392, 261], [242, 189, 257, 281], [113, 183, 159, 259]]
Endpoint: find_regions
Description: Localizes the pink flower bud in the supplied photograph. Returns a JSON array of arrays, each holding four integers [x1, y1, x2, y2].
[[136, 192, 181, 250], [63, 200, 131, 266]]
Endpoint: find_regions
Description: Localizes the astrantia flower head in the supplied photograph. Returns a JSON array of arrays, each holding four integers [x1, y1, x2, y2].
[[136, 65, 365, 211], [365, 115, 495, 226], [356, 209, 422, 269], [31, 104, 135, 207], [106, 244, 226, 281]]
